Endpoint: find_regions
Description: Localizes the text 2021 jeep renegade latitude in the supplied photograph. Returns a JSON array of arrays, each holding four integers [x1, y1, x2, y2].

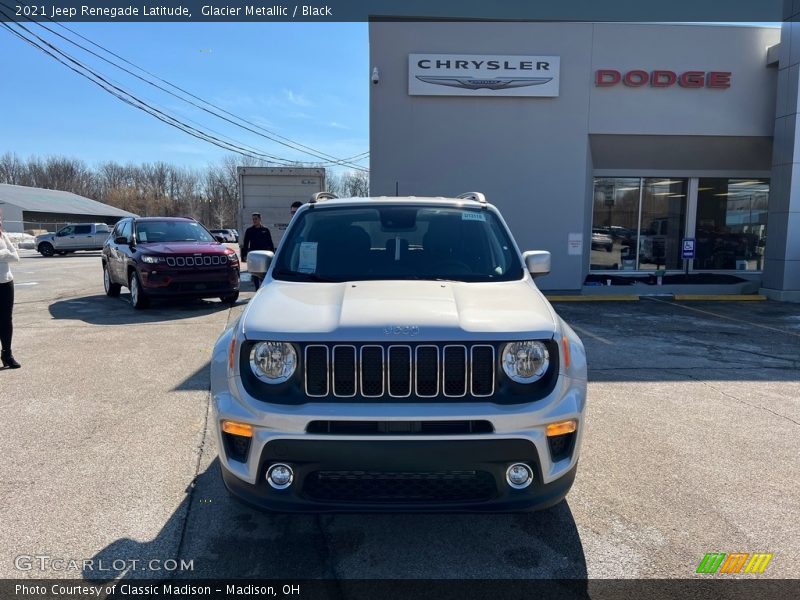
[[210, 193, 587, 512]]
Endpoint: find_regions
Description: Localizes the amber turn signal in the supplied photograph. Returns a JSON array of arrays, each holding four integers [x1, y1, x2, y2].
[[561, 336, 571, 369], [222, 420, 253, 438], [546, 419, 577, 437]]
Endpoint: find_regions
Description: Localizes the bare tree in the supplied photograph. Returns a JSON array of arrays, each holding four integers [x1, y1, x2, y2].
[[0, 153, 24, 185], [325, 170, 342, 196], [0, 152, 333, 227], [340, 170, 370, 197]]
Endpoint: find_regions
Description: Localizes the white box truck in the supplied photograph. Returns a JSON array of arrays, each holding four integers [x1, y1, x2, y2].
[[237, 167, 326, 248]]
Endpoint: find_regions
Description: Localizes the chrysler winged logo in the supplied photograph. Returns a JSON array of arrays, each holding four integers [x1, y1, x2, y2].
[[384, 326, 420, 336], [416, 76, 553, 91]]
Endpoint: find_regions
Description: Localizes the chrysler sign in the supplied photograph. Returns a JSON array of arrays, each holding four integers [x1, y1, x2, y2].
[[409, 54, 560, 97]]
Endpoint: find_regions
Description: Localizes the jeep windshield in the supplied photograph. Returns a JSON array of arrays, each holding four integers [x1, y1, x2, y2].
[[135, 220, 215, 243], [272, 205, 524, 282]]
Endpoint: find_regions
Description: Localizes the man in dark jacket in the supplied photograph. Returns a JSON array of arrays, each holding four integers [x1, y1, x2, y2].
[[241, 212, 274, 290]]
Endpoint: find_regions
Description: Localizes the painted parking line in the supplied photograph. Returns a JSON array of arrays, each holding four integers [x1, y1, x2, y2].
[[645, 297, 800, 339], [547, 295, 640, 301], [570, 324, 613, 345], [14, 282, 39, 286], [673, 294, 767, 301]]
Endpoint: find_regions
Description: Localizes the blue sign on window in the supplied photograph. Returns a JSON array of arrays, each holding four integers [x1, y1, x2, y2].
[[682, 238, 696, 259]]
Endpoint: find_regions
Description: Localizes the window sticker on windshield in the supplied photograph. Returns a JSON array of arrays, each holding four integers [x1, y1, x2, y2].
[[462, 211, 486, 222], [138, 231, 148, 242], [298, 242, 318, 273]]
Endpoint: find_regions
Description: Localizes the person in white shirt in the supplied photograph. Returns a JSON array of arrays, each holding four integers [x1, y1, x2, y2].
[[0, 218, 20, 369]]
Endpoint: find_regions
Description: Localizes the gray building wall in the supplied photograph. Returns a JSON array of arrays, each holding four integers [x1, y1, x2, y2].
[[370, 22, 780, 290], [764, 10, 800, 301]]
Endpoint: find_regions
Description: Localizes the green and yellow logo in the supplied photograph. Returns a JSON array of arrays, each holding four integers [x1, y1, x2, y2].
[[696, 552, 773, 574]]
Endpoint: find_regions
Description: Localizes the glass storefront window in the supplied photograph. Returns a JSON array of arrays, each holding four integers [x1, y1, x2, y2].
[[592, 176, 768, 272], [696, 179, 768, 271], [591, 177, 640, 271], [638, 178, 687, 270]]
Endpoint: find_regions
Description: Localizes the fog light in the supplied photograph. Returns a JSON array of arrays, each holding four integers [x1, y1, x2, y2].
[[505, 463, 533, 489], [266, 463, 294, 489]]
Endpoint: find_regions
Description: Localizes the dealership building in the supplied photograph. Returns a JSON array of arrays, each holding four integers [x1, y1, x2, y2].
[[369, 21, 800, 300]]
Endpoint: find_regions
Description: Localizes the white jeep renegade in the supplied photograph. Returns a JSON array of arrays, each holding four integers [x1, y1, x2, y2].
[[210, 193, 587, 512]]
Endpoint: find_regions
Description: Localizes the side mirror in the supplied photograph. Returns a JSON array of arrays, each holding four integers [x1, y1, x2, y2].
[[246, 250, 274, 278], [522, 250, 551, 278], [114, 236, 128, 245]]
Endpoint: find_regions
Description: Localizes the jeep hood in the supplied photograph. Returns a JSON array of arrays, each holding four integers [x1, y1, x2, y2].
[[242, 280, 557, 342], [137, 241, 227, 254]]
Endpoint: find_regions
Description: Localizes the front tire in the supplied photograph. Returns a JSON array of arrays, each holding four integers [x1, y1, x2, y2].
[[38, 242, 54, 257], [103, 263, 121, 297], [129, 271, 150, 309]]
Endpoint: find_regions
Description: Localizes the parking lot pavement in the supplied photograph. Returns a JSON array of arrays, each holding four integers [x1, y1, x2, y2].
[[0, 252, 254, 580], [1, 253, 798, 581], [553, 299, 800, 578]]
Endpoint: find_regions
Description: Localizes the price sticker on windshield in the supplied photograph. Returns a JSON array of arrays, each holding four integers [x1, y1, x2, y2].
[[462, 212, 486, 222], [298, 242, 318, 273]]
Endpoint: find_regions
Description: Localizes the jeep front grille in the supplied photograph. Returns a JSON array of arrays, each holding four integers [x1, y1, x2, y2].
[[165, 254, 226, 267], [303, 344, 495, 399]]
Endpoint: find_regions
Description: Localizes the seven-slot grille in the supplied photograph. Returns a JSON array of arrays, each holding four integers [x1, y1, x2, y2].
[[304, 344, 495, 399], [165, 254, 227, 267]]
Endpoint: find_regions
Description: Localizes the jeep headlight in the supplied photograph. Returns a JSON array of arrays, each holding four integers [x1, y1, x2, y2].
[[141, 255, 165, 264], [250, 342, 297, 384], [501, 341, 549, 383]]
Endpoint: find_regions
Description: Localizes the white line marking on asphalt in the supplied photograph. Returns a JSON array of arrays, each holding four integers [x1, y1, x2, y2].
[[15, 282, 39, 286], [646, 297, 800, 339], [570, 324, 613, 345]]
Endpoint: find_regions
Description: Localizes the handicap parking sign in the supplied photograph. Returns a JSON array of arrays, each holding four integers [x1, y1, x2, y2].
[[682, 238, 696, 259]]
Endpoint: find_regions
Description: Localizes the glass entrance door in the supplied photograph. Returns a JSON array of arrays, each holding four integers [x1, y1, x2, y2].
[[638, 178, 687, 271], [591, 177, 640, 271]]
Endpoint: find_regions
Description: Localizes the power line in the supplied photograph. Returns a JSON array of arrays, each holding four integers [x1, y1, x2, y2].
[[3, 0, 369, 171], [0, 16, 292, 165], [0, 2, 369, 172], [1, 15, 367, 171]]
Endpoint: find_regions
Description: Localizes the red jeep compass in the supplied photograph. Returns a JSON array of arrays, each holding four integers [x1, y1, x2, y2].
[[102, 217, 240, 309]]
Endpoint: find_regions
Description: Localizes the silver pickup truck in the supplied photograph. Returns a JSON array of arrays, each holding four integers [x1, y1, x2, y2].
[[36, 223, 112, 256]]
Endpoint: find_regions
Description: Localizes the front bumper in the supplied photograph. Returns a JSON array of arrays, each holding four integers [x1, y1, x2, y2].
[[211, 329, 587, 513], [220, 438, 578, 513], [139, 266, 239, 297]]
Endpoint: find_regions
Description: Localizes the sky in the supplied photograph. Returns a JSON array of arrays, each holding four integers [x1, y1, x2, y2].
[[0, 22, 370, 172]]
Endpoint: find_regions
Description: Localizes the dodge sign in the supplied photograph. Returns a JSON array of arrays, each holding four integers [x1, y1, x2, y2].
[[409, 54, 560, 97]]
